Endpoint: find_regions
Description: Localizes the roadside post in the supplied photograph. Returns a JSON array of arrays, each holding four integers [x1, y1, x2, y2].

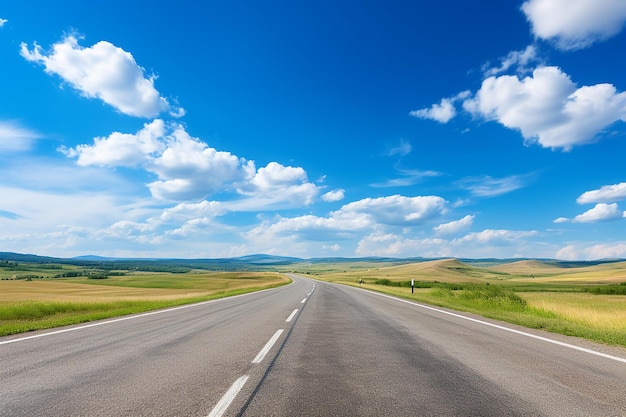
[[411, 279, 414, 293]]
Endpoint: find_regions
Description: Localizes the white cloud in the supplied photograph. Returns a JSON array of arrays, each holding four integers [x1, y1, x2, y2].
[[577, 182, 626, 204], [148, 126, 255, 201], [20, 35, 182, 118], [356, 232, 449, 258], [459, 174, 529, 197], [410, 98, 456, 123], [371, 168, 442, 188], [573, 203, 625, 223], [522, 0, 626, 50], [434, 215, 474, 236], [0, 18, 7, 28], [65, 121, 256, 201], [64, 121, 325, 206], [463, 66, 626, 150], [410, 91, 470, 123], [556, 243, 626, 260], [61, 119, 166, 167], [229, 162, 322, 209], [388, 139, 412, 157], [247, 195, 447, 244], [322, 189, 345, 202], [553, 217, 570, 224], [482, 45, 540, 77], [0, 121, 40, 152], [455, 229, 538, 245], [338, 195, 446, 226], [159, 201, 225, 223]]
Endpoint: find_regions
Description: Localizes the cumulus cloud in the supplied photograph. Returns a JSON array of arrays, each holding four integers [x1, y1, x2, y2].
[[62, 119, 166, 167], [410, 91, 470, 123], [463, 66, 626, 150], [148, 127, 255, 201], [247, 195, 447, 243], [0, 18, 7, 28], [0, 121, 41, 152], [434, 215, 474, 236], [522, 0, 626, 50], [573, 203, 625, 223], [577, 182, 626, 204], [63, 120, 325, 205], [20, 35, 182, 118], [236, 162, 318, 206], [321, 189, 345, 202]]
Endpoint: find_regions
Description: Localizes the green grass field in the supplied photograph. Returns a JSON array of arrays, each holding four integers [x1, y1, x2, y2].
[[0, 270, 289, 336]]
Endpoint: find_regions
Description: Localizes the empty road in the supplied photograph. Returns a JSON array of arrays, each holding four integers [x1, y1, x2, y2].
[[1, 274, 625, 416]]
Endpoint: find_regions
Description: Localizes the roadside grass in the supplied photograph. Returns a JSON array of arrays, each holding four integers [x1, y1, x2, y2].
[[0, 272, 289, 337], [342, 283, 626, 348], [317, 259, 626, 348]]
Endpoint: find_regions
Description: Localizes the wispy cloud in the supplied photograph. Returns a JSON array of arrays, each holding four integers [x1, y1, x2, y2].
[[481, 45, 541, 77], [387, 139, 412, 157], [0, 18, 7, 28], [458, 174, 531, 197], [371, 168, 441, 188], [0, 120, 41, 152]]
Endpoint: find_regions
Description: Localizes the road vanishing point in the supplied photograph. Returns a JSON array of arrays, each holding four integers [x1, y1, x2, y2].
[[1, 274, 625, 416]]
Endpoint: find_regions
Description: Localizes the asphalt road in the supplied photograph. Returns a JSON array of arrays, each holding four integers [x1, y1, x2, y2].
[[1, 274, 625, 416]]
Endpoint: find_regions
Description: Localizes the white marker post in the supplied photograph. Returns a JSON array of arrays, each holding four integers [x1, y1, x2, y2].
[[411, 279, 414, 293]]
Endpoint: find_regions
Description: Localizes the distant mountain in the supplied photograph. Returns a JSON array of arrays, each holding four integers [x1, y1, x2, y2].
[[0, 252, 60, 263], [232, 254, 302, 264], [72, 255, 120, 261]]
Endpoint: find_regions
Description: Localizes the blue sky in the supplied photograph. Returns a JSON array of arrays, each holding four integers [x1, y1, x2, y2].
[[1, 0, 626, 260]]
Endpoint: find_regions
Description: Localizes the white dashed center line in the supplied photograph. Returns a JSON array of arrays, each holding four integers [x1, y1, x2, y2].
[[286, 309, 299, 322], [207, 375, 249, 417], [252, 329, 284, 364]]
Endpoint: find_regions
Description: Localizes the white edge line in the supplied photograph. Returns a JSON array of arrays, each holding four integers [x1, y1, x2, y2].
[[301, 298, 307, 304], [0, 286, 279, 346], [286, 309, 299, 322], [207, 374, 249, 417], [364, 289, 626, 364], [252, 329, 284, 364]]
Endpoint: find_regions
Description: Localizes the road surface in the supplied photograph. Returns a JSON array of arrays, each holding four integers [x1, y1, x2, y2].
[[1, 274, 625, 416]]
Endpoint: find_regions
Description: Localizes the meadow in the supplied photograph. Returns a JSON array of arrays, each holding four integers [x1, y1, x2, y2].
[[0, 265, 289, 336], [313, 259, 626, 348]]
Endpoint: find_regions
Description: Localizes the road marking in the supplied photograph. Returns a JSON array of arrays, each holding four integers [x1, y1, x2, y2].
[[301, 298, 307, 303], [252, 329, 284, 364], [0, 287, 279, 346], [367, 290, 626, 364], [207, 374, 249, 417], [286, 309, 298, 322]]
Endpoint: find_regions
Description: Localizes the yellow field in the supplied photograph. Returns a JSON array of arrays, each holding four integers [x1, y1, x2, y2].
[[522, 292, 626, 331], [0, 271, 290, 303]]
